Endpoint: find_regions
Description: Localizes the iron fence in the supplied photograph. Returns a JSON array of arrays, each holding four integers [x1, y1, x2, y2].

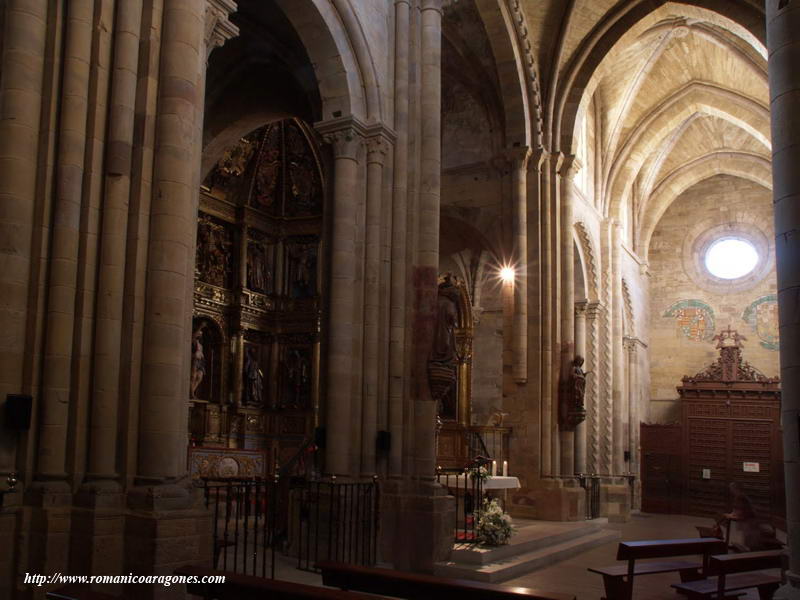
[[293, 477, 379, 572], [436, 460, 487, 543], [200, 474, 379, 578], [202, 477, 280, 579]]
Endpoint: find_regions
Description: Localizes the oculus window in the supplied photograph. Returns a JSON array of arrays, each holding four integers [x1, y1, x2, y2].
[[704, 238, 759, 279]]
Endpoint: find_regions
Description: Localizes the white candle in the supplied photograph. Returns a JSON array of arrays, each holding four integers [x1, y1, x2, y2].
[[503, 460, 508, 477], [491, 460, 497, 476]]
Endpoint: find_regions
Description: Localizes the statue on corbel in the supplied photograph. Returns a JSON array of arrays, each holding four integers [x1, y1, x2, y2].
[[561, 355, 589, 430]]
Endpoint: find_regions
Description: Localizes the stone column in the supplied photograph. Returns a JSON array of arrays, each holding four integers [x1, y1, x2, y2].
[[611, 221, 625, 475], [574, 301, 588, 474], [0, 0, 47, 475], [37, 0, 95, 483], [510, 147, 531, 383], [137, 0, 206, 483], [584, 301, 603, 475], [88, 0, 143, 484], [558, 154, 580, 476], [412, 0, 442, 482], [538, 151, 554, 477], [388, 0, 411, 479], [766, 3, 800, 595], [362, 131, 390, 476], [624, 337, 639, 507], [315, 118, 365, 477]]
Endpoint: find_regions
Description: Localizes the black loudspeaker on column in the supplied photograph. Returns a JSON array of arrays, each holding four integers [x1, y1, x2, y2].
[[314, 426, 326, 449], [376, 430, 391, 453], [5, 394, 32, 431]]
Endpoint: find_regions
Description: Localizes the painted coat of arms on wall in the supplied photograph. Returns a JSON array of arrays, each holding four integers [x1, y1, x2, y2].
[[742, 295, 779, 351], [663, 299, 716, 342]]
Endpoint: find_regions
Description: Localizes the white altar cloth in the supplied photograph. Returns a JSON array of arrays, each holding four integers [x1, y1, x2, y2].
[[440, 474, 521, 490]]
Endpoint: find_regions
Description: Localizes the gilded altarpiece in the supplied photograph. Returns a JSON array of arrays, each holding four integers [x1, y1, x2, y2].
[[189, 119, 324, 478]]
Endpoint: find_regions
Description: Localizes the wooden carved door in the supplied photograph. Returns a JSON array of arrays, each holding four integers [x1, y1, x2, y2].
[[640, 424, 683, 514]]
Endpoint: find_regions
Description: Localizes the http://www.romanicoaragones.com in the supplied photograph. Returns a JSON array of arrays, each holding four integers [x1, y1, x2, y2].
[[23, 572, 226, 588]]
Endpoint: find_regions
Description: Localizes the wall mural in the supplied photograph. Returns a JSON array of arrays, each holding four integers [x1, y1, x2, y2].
[[742, 294, 780, 351], [663, 299, 716, 342], [189, 118, 324, 473]]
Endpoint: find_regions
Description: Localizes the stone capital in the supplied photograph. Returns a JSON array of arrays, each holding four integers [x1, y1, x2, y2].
[[586, 300, 605, 320], [557, 152, 582, 180], [575, 300, 588, 318], [315, 115, 370, 161], [505, 145, 531, 171], [534, 147, 551, 173], [364, 124, 396, 166], [205, 0, 239, 60]]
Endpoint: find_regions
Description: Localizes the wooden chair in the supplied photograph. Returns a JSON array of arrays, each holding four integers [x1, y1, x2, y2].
[[587, 537, 728, 600], [671, 550, 786, 600], [316, 560, 575, 600]]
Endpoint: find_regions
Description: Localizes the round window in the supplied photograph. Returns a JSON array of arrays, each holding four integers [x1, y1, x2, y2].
[[704, 238, 759, 279]]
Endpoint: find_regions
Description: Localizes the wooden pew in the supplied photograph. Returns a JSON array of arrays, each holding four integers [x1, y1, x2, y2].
[[587, 537, 728, 600], [174, 565, 389, 600], [316, 560, 575, 600], [46, 586, 118, 600], [671, 550, 786, 600]]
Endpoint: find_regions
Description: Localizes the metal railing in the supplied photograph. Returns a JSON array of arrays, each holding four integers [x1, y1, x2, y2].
[[202, 477, 280, 578], [293, 477, 379, 572], [577, 474, 601, 519], [201, 474, 380, 577], [436, 459, 488, 543]]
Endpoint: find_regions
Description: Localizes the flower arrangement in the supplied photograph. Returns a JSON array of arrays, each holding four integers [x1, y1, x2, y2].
[[469, 465, 490, 483], [475, 498, 515, 546]]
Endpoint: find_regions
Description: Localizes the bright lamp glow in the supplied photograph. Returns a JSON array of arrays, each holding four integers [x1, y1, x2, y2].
[[500, 266, 515, 282], [704, 238, 758, 279]]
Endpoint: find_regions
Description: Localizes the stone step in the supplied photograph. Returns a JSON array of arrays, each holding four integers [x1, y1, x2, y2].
[[451, 519, 606, 565], [434, 527, 620, 583]]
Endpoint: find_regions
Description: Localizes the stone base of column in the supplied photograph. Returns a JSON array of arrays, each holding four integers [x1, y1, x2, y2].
[[600, 483, 631, 523], [516, 479, 585, 521], [0, 496, 23, 600], [70, 481, 125, 595], [124, 483, 212, 600], [25, 481, 73, 598], [379, 479, 455, 572]]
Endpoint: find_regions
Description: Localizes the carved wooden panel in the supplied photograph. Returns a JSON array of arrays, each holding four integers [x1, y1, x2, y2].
[[641, 424, 683, 514], [192, 118, 325, 467]]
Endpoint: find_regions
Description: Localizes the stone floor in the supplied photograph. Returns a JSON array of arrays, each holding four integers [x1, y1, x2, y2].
[[250, 512, 784, 600], [504, 512, 780, 600]]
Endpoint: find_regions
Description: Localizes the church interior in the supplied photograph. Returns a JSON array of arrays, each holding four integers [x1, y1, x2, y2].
[[0, 0, 798, 599]]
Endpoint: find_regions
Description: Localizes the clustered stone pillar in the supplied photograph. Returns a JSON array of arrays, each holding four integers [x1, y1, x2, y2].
[[766, 2, 800, 596], [316, 121, 364, 478], [574, 302, 588, 474]]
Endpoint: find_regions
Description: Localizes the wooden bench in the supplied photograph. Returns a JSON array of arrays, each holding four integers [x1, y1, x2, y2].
[[671, 550, 786, 600], [46, 586, 118, 600], [174, 565, 388, 600], [316, 560, 575, 600], [588, 537, 728, 600]]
